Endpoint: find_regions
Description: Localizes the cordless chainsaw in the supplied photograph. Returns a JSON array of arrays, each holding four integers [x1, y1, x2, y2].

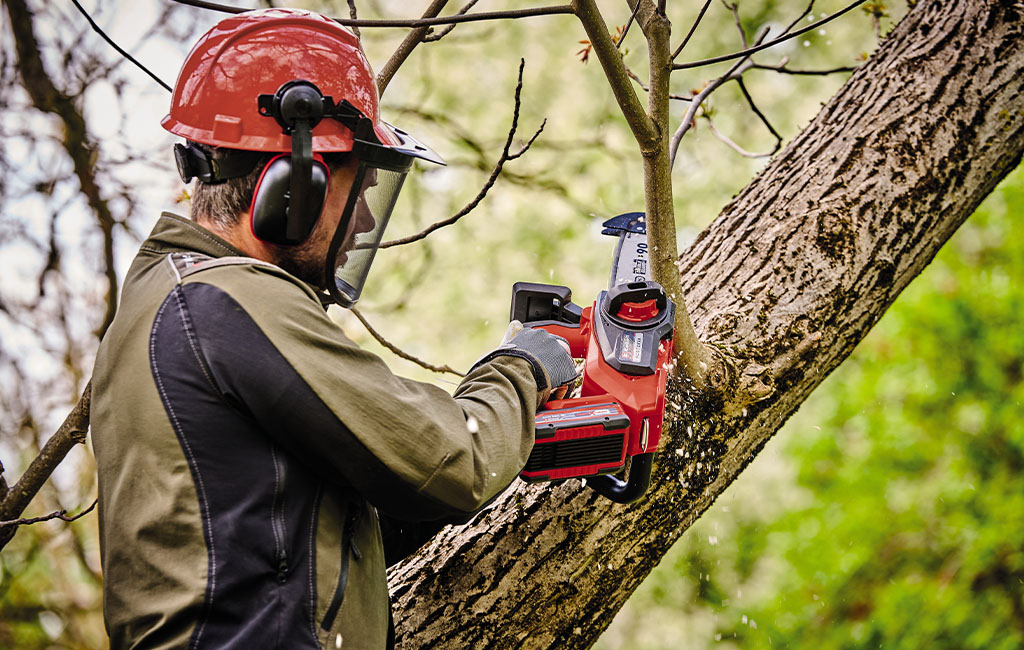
[[510, 212, 675, 503]]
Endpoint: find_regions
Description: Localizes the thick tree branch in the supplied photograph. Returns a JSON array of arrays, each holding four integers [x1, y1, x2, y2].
[[0, 381, 92, 550]]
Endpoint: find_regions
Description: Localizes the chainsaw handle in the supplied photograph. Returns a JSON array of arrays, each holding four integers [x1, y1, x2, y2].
[[587, 453, 653, 504], [530, 322, 588, 358]]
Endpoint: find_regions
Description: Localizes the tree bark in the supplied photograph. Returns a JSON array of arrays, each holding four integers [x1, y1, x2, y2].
[[390, 1, 1024, 647]]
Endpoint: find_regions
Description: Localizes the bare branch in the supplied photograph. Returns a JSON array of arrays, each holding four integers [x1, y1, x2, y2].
[[381, 60, 544, 249], [168, 0, 575, 27], [377, 0, 449, 95], [6, 0, 119, 336], [782, 0, 817, 35], [673, 0, 868, 69], [69, 0, 172, 92], [0, 380, 91, 550], [350, 309, 464, 377], [616, 1, 643, 51], [735, 77, 783, 146], [0, 498, 97, 529], [346, 0, 360, 39], [752, 60, 858, 75], [702, 112, 777, 158], [722, 0, 748, 48], [625, 65, 694, 102], [669, 29, 766, 167], [670, 0, 713, 60], [425, 0, 482, 42]]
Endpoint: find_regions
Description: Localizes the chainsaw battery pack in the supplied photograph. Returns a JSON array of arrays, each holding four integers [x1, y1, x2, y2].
[[522, 398, 631, 482]]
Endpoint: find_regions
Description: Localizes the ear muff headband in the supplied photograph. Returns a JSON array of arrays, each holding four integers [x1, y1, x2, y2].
[[250, 153, 329, 246]]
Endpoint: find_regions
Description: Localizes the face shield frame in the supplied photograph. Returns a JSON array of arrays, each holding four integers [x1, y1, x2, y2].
[[325, 144, 409, 308], [324, 119, 443, 308]]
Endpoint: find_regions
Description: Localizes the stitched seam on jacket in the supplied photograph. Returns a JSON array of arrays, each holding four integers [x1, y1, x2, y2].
[[308, 485, 323, 645], [418, 453, 453, 493], [150, 294, 217, 650]]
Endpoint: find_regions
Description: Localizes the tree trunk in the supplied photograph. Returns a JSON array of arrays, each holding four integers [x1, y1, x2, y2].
[[389, 1, 1024, 647]]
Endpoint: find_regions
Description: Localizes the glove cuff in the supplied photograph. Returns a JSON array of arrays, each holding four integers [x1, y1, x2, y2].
[[470, 348, 551, 392]]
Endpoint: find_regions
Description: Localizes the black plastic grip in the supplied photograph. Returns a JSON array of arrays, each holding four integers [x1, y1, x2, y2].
[[510, 282, 582, 325], [605, 281, 667, 317]]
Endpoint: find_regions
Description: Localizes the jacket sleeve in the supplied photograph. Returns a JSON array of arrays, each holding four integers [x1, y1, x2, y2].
[[182, 265, 541, 520]]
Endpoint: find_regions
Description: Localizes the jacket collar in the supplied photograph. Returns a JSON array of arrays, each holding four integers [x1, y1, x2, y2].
[[142, 212, 247, 259], [144, 212, 334, 308]]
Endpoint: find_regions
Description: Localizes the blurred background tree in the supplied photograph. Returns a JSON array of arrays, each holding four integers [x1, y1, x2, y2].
[[6, 0, 1022, 647]]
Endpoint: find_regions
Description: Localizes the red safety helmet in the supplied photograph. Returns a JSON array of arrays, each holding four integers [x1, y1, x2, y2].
[[163, 8, 442, 307]]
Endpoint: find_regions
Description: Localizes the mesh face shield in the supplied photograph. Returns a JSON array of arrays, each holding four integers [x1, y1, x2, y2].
[[326, 160, 408, 307]]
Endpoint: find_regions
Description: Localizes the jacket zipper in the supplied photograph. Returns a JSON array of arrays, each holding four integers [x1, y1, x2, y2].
[[271, 446, 289, 583], [320, 503, 361, 632]]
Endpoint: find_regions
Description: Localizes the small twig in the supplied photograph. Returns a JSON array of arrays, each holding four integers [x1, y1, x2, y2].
[[673, 0, 868, 69], [347, 0, 360, 39], [669, 28, 767, 167], [722, 0, 748, 48], [625, 66, 694, 102], [702, 112, 777, 158], [736, 77, 783, 147], [616, 1, 642, 50], [350, 309, 464, 377], [381, 60, 544, 249], [670, 0, 713, 60], [0, 498, 97, 529], [783, 0, 817, 35], [69, 0, 172, 92], [751, 61, 857, 75], [377, 0, 449, 94], [425, 0, 482, 42], [168, 0, 575, 27]]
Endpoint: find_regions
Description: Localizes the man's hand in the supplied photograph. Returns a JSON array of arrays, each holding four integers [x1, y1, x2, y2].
[[497, 320, 576, 402]]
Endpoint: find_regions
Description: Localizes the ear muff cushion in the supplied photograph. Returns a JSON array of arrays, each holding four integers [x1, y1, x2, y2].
[[250, 154, 329, 245]]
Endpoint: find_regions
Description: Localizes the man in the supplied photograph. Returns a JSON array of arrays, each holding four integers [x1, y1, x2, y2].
[[91, 9, 574, 649]]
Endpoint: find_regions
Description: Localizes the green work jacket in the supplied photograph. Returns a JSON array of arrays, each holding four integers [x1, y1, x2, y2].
[[91, 213, 543, 649]]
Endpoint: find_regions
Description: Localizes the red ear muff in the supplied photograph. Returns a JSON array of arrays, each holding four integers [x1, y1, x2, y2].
[[250, 153, 329, 245]]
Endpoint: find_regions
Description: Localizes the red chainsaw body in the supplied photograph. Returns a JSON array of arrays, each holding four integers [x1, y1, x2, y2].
[[519, 301, 673, 482]]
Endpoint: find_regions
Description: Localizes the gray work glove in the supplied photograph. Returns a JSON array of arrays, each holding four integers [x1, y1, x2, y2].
[[473, 320, 577, 402]]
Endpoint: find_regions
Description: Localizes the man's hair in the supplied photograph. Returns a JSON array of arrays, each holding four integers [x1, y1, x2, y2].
[[189, 146, 350, 229], [189, 146, 268, 229]]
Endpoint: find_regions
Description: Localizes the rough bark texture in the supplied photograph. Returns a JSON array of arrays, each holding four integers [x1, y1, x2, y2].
[[390, 1, 1024, 648]]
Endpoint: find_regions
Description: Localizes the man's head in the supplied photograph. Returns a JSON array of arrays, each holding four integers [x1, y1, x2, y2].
[[188, 146, 360, 289], [162, 8, 442, 306]]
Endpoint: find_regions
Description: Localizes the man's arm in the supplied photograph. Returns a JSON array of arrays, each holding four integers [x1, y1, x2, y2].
[[181, 265, 546, 519]]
